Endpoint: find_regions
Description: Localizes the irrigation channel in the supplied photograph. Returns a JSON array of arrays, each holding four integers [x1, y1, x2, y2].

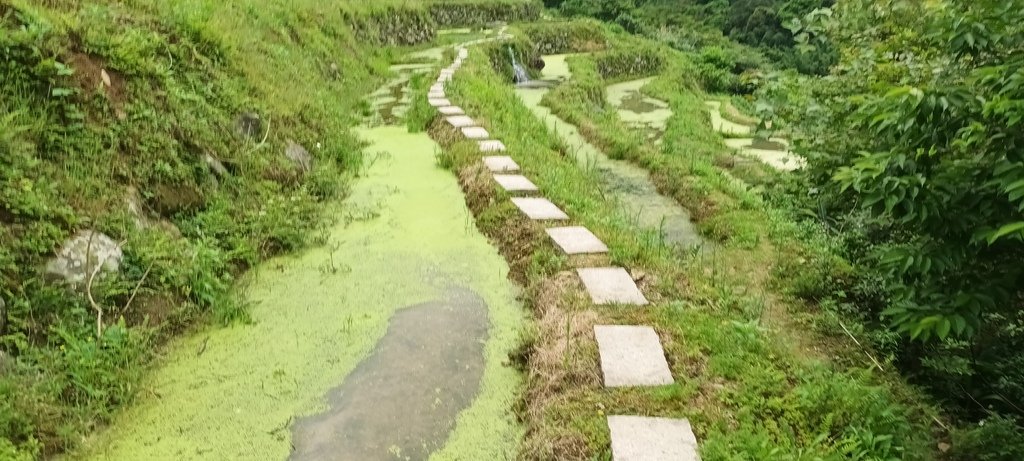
[[515, 55, 706, 250], [75, 36, 523, 461]]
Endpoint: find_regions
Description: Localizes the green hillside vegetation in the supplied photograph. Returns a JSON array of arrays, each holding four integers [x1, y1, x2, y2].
[[3, 0, 1024, 459], [0, 0, 533, 458]]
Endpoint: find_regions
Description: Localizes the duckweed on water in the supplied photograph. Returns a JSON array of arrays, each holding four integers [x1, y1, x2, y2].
[[76, 127, 524, 460], [606, 77, 672, 135]]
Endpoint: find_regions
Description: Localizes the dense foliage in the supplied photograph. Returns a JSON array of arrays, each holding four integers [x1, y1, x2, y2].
[[546, 0, 836, 75], [759, 0, 1024, 454]]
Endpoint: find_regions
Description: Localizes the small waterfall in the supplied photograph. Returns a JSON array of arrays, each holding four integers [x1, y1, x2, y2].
[[507, 46, 530, 84]]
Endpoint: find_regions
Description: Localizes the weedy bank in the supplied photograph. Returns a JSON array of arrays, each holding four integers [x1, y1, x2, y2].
[[0, 0, 535, 458]]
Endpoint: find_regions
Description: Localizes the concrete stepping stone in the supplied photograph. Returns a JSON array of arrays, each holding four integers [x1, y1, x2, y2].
[[493, 174, 538, 192], [545, 226, 608, 255], [429, 98, 451, 107], [461, 126, 489, 139], [438, 74, 453, 82], [438, 106, 464, 115], [428, 92, 446, 100], [479, 140, 506, 152], [482, 156, 519, 172], [576, 267, 648, 305], [446, 115, 476, 128], [458, 48, 468, 59], [511, 197, 569, 220], [430, 84, 444, 92], [608, 416, 699, 461], [594, 325, 673, 387]]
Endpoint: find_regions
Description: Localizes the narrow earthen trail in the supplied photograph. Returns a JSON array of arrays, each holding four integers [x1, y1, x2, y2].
[[433, 46, 702, 460]]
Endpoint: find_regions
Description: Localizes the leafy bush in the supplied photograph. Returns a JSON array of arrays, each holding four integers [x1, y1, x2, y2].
[[520, 19, 608, 54], [950, 415, 1024, 461]]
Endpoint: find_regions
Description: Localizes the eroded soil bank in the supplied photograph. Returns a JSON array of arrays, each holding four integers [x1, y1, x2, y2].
[[76, 111, 523, 461]]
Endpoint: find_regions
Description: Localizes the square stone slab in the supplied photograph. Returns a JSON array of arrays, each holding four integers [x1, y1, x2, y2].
[[446, 115, 476, 128], [438, 106, 464, 116], [576, 267, 648, 305], [483, 156, 519, 172], [461, 126, 489, 139], [493, 174, 538, 192], [545, 226, 608, 255], [428, 90, 446, 98], [458, 48, 468, 59], [511, 198, 569, 220], [594, 326, 673, 387], [608, 416, 699, 461], [429, 98, 451, 107], [479, 140, 506, 152]]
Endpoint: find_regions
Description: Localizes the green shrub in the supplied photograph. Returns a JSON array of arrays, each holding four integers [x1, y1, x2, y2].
[[520, 19, 608, 54], [950, 415, 1024, 461], [427, 0, 541, 27]]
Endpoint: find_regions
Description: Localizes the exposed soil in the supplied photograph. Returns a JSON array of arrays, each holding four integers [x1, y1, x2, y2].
[[67, 52, 128, 118]]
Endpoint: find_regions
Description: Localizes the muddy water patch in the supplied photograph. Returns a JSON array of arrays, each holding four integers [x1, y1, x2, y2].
[[291, 288, 488, 461], [369, 63, 433, 126], [517, 77, 703, 249], [606, 77, 672, 142], [75, 126, 524, 461], [705, 101, 805, 171]]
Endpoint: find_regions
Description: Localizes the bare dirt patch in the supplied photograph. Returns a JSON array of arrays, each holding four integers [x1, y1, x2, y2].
[[67, 52, 128, 118]]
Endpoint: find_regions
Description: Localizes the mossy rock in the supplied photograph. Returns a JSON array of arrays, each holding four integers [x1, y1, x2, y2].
[[149, 182, 206, 217]]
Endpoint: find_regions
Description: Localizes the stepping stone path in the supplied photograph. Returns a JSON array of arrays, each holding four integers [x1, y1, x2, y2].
[[594, 326, 672, 387], [479, 140, 506, 152], [432, 43, 699, 459], [545, 226, 608, 255], [483, 156, 518, 172], [510, 198, 568, 220], [461, 126, 489, 139], [446, 115, 476, 128], [577, 267, 648, 305], [438, 106, 464, 115], [492, 174, 538, 192], [608, 416, 699, 461]]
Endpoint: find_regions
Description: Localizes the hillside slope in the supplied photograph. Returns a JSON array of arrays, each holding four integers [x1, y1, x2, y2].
[[0, 0, 537, 458]]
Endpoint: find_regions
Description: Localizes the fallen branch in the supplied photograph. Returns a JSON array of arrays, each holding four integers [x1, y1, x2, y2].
[[120, 262, 154, 317], [838, 320, 885, 372]]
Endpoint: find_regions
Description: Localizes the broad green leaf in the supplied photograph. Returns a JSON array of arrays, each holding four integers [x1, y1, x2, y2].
[[986, 221, 1024, 244]]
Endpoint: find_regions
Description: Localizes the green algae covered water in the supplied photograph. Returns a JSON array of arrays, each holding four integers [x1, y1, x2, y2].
[[75, 128, 524, 460], [606, 77, 672, 143], [704, 101, 804, 171]]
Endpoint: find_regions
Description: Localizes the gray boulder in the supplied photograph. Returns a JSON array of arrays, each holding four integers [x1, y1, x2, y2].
[[45, 230, 123, 287], [285, 140, 312, 173], [126, 187, 182, 238], [236, 112, 263, 140], [204, 153, 228, 177]]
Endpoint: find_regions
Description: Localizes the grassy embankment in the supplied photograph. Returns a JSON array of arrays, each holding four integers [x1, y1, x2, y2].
[[412, 20, 946, 460], [0, 0, 537, 458]]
